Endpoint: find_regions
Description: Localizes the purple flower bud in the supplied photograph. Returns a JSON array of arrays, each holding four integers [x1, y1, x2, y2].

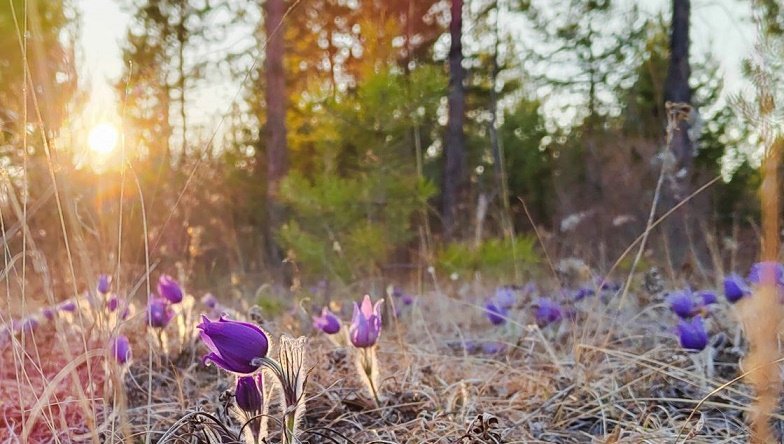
[[724, 274, 750, 303], [40, 307, 55, 321], [748, 262, 784, 287], [97, 274, 112, 294], [401, 293, 414, 306], [481, 341, 506, 355], [157, 274, 183, 304], [120, 305, 131, 320], [19, 317, 38, 333], [697, 291, 717, 306], [197, 315, 269, 374], [146, 298, 174, 328], [111, 335, 132, 364], [312, 307, 341, 335], [534, 298, 563, 326], [494, 286, 517, 309], [201, 293, 218, 309], [667, 290, 697, 319], [390, 286, 404, 298], [58, 300, 77, 312], [484, 302, 507, 326], [235, 375, 264, 414], [349, 295, 383, 348], [573, 287, 595, 301], [107, 295, 120, 312], [677, 316, 709, 351]]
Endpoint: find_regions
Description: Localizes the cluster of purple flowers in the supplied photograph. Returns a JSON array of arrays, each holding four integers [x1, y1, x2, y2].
[[312, 295, 384, 348], [666, 289, 714, 351], [146, 274, 184, 329], [481, 284, 567, 328], [722, 261, 784, 304]]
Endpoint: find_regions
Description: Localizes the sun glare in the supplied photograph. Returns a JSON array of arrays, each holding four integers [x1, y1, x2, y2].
[[87, 123, 119, 154]]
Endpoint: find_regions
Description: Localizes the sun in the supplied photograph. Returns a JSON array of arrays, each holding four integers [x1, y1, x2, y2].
[[87, 123, 119, 154]]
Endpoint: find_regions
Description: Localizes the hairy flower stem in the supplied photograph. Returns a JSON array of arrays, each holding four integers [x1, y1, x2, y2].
[[358, 347, 381, 407]]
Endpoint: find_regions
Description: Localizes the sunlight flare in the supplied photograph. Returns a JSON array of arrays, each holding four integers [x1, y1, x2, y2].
[[87, 123, 119, 154]]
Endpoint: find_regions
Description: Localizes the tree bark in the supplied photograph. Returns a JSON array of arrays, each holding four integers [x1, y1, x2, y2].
[[442, 0, 466, 240], [663, 0, 692, 268], [265, 0, 288, 262]]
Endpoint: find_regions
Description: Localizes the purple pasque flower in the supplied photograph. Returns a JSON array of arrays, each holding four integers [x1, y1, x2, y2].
[[481, 341, 507, 355], [667, 290, 698, 319], [724, 274, 750, 303], [401, 293, 414, 306], [201, 293, 218, 309], [58, 300, 77, 312], [146, 297, 174, 328], [107, 295, 120, 312], [110, 335, 132, 364], [198, 315, 269, 374], [573, 287, 595, 301], [748, 262, 784, 287], [157, 274, 183, 304], [484, 302, 507, 326], [19, 317, 38, 333], [349, 295, 383, 348], [40, 307, 55, 321], [97, 274, 112, 294], [494, 286, 517, 309], [696, 290, 717, 306], [312, 307, 341, 335], [235, 374, 264, 414], [677, 316, 709, 351], [534, 298, 563, 326]]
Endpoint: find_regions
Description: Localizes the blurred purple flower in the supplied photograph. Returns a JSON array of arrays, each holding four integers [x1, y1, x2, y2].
[[97, 274, 112, 294], [573, 287, 595, 301], [697, 291, 717, 306], [111, 335, 132, 364], [534, 298, 563, 326], [312, 307, 341, 335], [494, 286, 517, 309], [20, 317, 38, 333], [107, 295, 120, 312], [724, 274, 750, 303], [677, 316, 709, 351], [157, 274, 183, 304], [58, 300, 77, 312], [146, 298, 174, 328], [235, 374, 264, 414], [198, 315, 269, 374], [40, 307, 55, 321], [349, 295, 383, 348], [481, 341, 506, 355], [667, 290, 698, 319], [748, 262, 784, 287], [401, 293, 415, 306], [484, 302, 507, 326], [201, 293, 218, 309]]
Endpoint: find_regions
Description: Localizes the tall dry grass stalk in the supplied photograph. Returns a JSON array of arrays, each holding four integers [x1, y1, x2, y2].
[[740, 137, 783, 444]]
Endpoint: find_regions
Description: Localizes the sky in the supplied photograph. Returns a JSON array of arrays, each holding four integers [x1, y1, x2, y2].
[[75, 0, 757, 132]]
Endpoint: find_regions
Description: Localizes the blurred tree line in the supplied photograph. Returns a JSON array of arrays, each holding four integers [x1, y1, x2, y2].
[[0, 0, 775, 295]]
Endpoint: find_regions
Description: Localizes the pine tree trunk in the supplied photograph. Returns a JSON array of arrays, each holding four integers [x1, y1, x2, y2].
[[265, 0, 288, 263], [663, 0, 692, 268], [442, 0, 466, 240]]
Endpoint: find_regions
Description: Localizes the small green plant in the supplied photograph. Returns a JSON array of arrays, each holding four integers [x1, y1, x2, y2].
[[437, 236, 539, 280]]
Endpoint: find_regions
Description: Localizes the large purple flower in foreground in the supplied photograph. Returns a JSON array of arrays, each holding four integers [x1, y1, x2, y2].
[[349, 295, 383, 348], [235, 374, 264, 414], [312, 307, 341, 335], [146, 298, 174, 328], [724, 274, 750, 303], [198, 315, 269, 374], [111, 335, 132, 364], [484, 302, 507, 326], [157, 274, 184, 304], [534, 298, 563, 326], [677, 316, 709, 351]]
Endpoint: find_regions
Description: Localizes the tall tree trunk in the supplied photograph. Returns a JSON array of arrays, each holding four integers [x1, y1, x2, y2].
[[265, 0, 288, 263], [442, 0, 466, 240], [663, 0, 692, 268]]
